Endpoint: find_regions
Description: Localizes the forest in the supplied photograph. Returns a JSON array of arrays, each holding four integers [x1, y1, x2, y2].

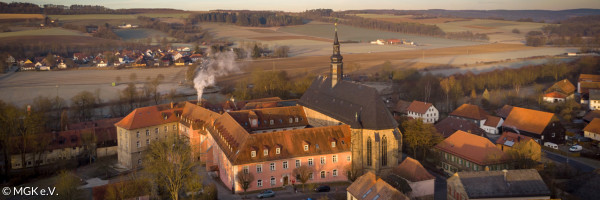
[[526, 15, 600, 48], [189, 11, 304, 27]]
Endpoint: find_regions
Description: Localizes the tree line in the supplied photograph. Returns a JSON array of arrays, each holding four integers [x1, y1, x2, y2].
[[526, 15, 600, 49], [0, 40, 148, 60], [137, 16, 211, 43], [189, 11, 304, 27]]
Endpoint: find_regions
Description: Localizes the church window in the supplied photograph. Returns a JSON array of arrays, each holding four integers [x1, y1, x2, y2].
[[381, 136, 388, 166], [367, 137, 372, 166]]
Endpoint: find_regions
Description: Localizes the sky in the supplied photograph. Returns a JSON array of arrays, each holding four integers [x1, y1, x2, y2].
[[8, 0, 600, 12]]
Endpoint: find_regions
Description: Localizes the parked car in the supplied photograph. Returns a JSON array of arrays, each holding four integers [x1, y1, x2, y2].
[[257, 190, 275, 198], [314, 185, 331, 192], [570, 145, 583, 152]]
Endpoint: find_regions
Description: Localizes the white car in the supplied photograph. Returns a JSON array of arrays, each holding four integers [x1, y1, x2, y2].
[[569, 145, 583, 152]]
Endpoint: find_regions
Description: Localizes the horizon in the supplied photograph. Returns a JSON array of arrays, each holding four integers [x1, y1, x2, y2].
[[5, 0, 600, 12]]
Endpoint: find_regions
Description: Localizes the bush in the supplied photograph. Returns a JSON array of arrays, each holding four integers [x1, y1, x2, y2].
[[512, 28, 520, 34], [202, 183, 218, 200]]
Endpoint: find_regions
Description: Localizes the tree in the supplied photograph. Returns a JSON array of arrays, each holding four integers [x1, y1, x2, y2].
[[470, 89, 477, 100], [55, 170, 81, 200], [482, 88, 490, 101], [185, 172, 203, 200], [344, 164, 363, 182], [251, 44, 261, 58], [236, 171, 254, 198], [143, 135, 197, 200], [440, 76, 456, 112], [507, 141, 539, 169], [105, 175, 151, 200], [81, 130, 97, 165], [70, 91, 97, 122], [400, 119, 443, 160], [122, 83, 138, 111], [293, 165, 314, 192], [0, 101, 19, 177]]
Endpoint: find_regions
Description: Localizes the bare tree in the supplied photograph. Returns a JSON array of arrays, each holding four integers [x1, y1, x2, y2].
[[81, 130, 97, 165], [344, 164, 363, 182], [55, 170, 81, 200], [293, 165, 314, 192], [71, 91, 97, 122], [236, 170, 254, 198], [143, 135, 198, 200]]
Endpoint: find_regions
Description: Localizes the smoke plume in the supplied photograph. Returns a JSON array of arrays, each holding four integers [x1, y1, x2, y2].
[[194, 50, 241, 100]]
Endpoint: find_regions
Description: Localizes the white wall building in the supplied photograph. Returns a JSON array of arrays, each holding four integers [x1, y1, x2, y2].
[[406, 100, 438, 124]]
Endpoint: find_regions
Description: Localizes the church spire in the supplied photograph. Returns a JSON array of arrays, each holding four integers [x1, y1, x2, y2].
[[330, 22, 343, 88]]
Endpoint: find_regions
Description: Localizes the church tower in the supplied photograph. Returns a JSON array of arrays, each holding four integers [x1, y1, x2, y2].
[[330, 23, 343, 88]]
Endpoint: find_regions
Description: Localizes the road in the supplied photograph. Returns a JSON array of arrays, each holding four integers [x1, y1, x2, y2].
[[543, 150, 596, 172]]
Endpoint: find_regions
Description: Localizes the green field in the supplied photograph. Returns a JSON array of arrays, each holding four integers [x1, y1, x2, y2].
[[114, 28, 168, 40], [0, 27, 85, 38], [49, 13, 190, 21]]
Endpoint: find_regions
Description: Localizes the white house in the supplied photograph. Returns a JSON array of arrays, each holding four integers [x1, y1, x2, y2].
[[584, 118, 600, 143], [543, 79, 575, 103], [406, 100, 439, 123], [481, 115, 503, 134], [392, 157, 435, 199], [96, 60, 108, 67], [590, 89, 600, 110], [57, 61, 67, 69]]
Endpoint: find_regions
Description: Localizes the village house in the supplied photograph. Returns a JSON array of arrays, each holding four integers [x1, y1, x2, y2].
[[347, 172, 409, 200], [446, 169, 550, 200], [495, 132, 541, 162], [391, 100, 411, 118], [578, 74, 600, 104], [449, 104, 503, 134], [434, 130, 511, 175], [406, 100, 439, 123], [583, 110, 600, 124], [501, 106, 566, 144], [389, 157, 435, 199], [20, 59, 35, 71], [435, 117, 487, 138], [496, 104, 513, 119], [10, 118, 121, 169], [583, 118, 600, 144], [589, 89, 600, 110], [543, 79, 576, 103]]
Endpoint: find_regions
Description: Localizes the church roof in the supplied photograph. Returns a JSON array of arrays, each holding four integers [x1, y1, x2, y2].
[[299, 76, 398, 130]]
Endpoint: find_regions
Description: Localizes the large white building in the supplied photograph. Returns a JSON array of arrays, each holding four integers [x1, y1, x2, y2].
[[406, 100, 438, 124]]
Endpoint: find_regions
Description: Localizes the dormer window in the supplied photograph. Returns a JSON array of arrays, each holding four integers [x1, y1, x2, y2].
[[289, 118, 293, 123], [295, 117, 299, 122], [251, 151, 256, 157], [331, 141, 336, 147], [276, 148, 280, 154], [264, 149, 268, 156], [304, 145, 309, 151], [270, 120, 274, 125]]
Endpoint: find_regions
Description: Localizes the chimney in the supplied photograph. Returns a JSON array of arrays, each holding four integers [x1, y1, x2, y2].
[[170, 101, 174, 109], [502, 169, 508, 181]]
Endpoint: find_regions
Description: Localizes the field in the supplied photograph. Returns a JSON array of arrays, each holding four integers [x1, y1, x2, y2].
[[0, 13, 45, 19], [0, 27, 86, 37], [0, 35, 121, 46], [48, 13, 190, 21], [114, 28, 168, 41], [352, 14, 469, 24]]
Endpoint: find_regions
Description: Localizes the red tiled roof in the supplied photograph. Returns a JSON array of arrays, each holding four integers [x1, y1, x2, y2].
[[115, 104, 182, 130], [584, 118, 600, 134], [450, 104, 489, 120], [393, 100, 411, 114], [228, 106, 308, 131], [435, 130, 508, 166], [544, 91, 567, 98], [495, 132, 534, 147], [579, 74, 600, 82], [583, 110, 600, 122], [394, 157, 435, 182], [406, 100, 433, 114], [483, 115, 502, 127], [435, 117, 486, 138], [545, 79, 575, 95], [502, 107, 554, 135], [347, 172, 409, 200], [496, 105, 513, 119]]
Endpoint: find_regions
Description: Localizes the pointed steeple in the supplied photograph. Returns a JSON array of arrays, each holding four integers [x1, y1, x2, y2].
[[330, 22, 343, 88]]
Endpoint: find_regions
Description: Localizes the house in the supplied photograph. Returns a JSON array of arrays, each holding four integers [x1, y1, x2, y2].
[[583, 118, 600, 143], [578, 74, 600, 104], [57, 61, 67, 69], [446, 169, 550, 200], [370, 39, 386, 45], [496, 105, 513, 120], [589, 89, 600, 110], [96, 59, 108, 67], [434, 130, 511, 175], [190, 54, 203, 62], [73, 53, 89, 63], [495, 132, 541, 162], [174, 58, 185, 66], [85, 25, 98, 33], [20, 59, 35, 71], [583, 110, 600, 124], [390, 157, 435, 199], [543, 79, 575, 103], [501, 106, 565, 144], [387, 39, 402, 44], [435, 117, 487, 138], [347, 172, 409, 200], [392, 100, 411, 118], [449, 104, 503, 134], [406, 100, 439, 123]]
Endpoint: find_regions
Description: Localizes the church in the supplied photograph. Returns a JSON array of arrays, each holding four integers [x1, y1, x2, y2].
[[298, 25, 402, 174]]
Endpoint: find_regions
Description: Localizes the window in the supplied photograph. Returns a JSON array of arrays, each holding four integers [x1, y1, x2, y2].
[[146, 129, 149, 136], [264, 149, 268, 156], [136, 131, 140, 138], [309, 173, 313, 180], [316, 144, 319, 149], [295, 117, 299, 122], [304, 145, 309, 151], [320, 157, 326, 165], [466, 161, 470, 168], [347, 155, 351, 162], [320, 171, 326, 178], [367, 137, 372, 166], [296, 160, 301, 167], [474, 165, 479, 171], [381, 136, 387, 166], [257, 180, 262, 187], [243, 166, 249, 174], [333, 169, 338, 177], [251, 151, 256, 157], [331, 141, 336, 147], [155, 128, 158, 134], [552, 132, 556, 137], [137, 141, 140, 148], [333, 155, 338, 163], [283, 161, 288, 169], [164, 126, 167, 132], [270, 177, 276, 186], [138, 159, 142, 164], [289, 118, 293, 123], [146, 139, 149, 145], [276, 148, 280, 154], [173, 125, 176, 131], [270, 120, 274, 125], [308, 158, 313, 166], [270, 163, 275, 171], [257, 164, 262, 173]]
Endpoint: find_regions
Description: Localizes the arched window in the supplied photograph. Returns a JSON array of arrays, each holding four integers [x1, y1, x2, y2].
[[320, 171, 326, 178], [367, 137, 372, 166], [381, 136, 388, 166]]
